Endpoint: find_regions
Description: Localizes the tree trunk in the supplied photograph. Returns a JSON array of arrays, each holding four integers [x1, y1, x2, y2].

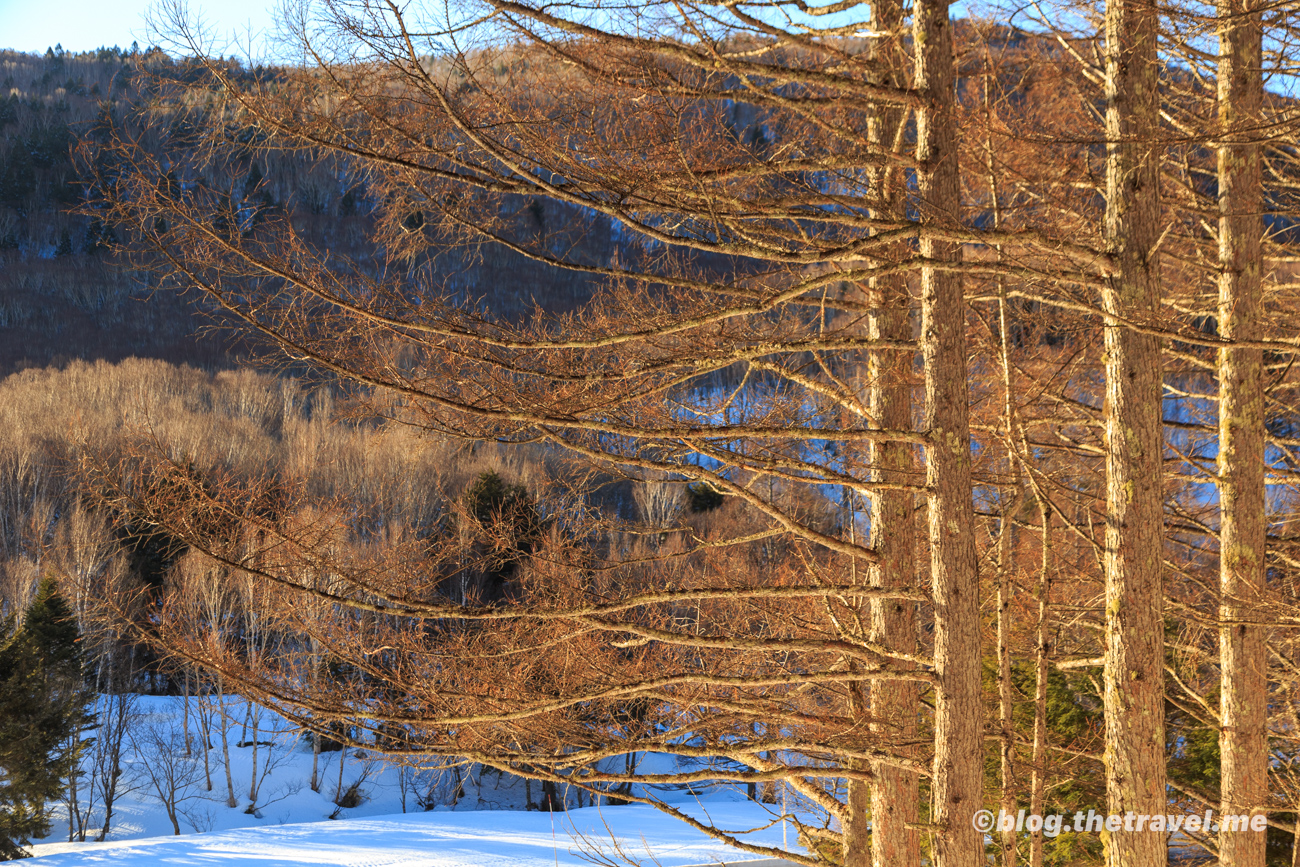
[[66, 732, 78, 843], [311, 730, 321, 793], [198, 692, 213, 792], [249, 702, 260, 803], [1028, 502, 1051, 867], [182, 668, 192, 757], [863, 257, 921, 867], [857, 7, 921, 867], [914, 2, 982, 864], [989, 74, 1019, 867], [996, 500, 1019, 867], [217, 672, 238, 807], [1102, 0, 1167, 862], [336, 743, 347, 803], [1217, 1, 1266, 864]]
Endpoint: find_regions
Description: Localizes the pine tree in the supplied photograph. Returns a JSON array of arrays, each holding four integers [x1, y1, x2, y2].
[[0, 579, 93, 860]]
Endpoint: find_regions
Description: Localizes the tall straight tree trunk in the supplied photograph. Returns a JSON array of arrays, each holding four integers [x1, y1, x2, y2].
[[914, 2, 982, 865], [65, 732, 79, 843], [1102, 0, 1167, 864], [336, 742, 348, 803], [853, 7, 921, 867], [996, 496, 1020, 867], [863, 282, 921, 867], [1028, 501, 1052, 867], [199, 693, 213, 792], [990, 98, 1019, 867], [183, 668, 193, 758], [311, 730, 322, 793], [1217, 1, 1266, 864]]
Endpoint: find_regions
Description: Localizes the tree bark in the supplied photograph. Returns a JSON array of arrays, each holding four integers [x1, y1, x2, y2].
[[198, 692, 213, 792], [865, 279, 921, 867], [914, 2, 982, 865], [857, 7, 920, 867], [989, 80, 1019, 867], [217, 672, 238, 807], [1028, 502, 1051, 867], [249, 702, 260, 803], [1102, 0, 1167, 863], [336, 742, 347, 804], [996, 499, 1019, 867], [311, 730, 321, 793], [1217, 1, 1267, 864]]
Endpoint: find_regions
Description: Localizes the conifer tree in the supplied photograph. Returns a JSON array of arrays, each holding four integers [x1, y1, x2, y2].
[[0, 579, 93, 860]]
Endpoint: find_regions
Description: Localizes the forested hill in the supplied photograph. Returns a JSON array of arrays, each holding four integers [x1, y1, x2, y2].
[[0, 45, 623, 376], [0, 46, 237, 373], [0, 29, 1266, 377]]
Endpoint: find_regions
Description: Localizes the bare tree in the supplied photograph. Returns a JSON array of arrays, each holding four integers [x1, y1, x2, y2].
[[90, 689, 141, 842], [1216, 0, 1267, 863], [79, 1, 1247, 866], [175, 552, 239, 809], [861, 4, 921, 867], [129, 718, 209, 836], [912, 1, 983, 864], [1100, 0, 1169, 863], [87, 0, 990, 861]]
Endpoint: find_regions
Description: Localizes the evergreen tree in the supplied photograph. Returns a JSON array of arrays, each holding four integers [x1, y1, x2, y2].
[[0, 579, 93, 860], [52, 230, 73, 258], [460, 471, 542, 597]]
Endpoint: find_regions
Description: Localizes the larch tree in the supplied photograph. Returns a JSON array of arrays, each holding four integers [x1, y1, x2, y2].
[[89, 0, 977, 864], [911, 1, 983, 866], [1216, 1, 1267, 866], [1100, 0, 1169, 864], [82, 2, 1113, 867], [860, 0, 920, 864]]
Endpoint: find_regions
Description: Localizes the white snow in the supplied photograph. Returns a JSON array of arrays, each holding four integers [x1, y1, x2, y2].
[[24, 696, 796, 867], [29, 803, 787, 866]]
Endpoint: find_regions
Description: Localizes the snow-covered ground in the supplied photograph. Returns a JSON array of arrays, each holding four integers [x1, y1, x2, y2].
[[25, 696, 796, 866], [29, 803, 789, 866]]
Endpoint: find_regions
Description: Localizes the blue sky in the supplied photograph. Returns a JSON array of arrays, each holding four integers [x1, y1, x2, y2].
[[0, 0, 278, 54]]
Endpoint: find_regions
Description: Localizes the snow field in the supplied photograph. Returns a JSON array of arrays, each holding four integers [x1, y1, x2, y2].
[[26, 695, 794, 866]]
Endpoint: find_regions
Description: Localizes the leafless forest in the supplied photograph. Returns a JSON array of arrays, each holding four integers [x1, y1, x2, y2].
[[8, 0, 1300, 864]]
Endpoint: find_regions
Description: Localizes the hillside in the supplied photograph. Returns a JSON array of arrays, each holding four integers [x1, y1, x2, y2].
[[0, 45, 628, 376]]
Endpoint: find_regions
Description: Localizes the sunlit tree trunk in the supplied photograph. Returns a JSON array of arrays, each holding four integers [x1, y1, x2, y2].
[[1217, 1, 1266, 864], [990, 87, 1019, 867], [857, 6, 920, 867], [1028, 501, 1051, 867], [863, 283, 921, 867], [914, 1, 982, 864], [249, 702, 261, 803], [1102, 0, 1167, 863]]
